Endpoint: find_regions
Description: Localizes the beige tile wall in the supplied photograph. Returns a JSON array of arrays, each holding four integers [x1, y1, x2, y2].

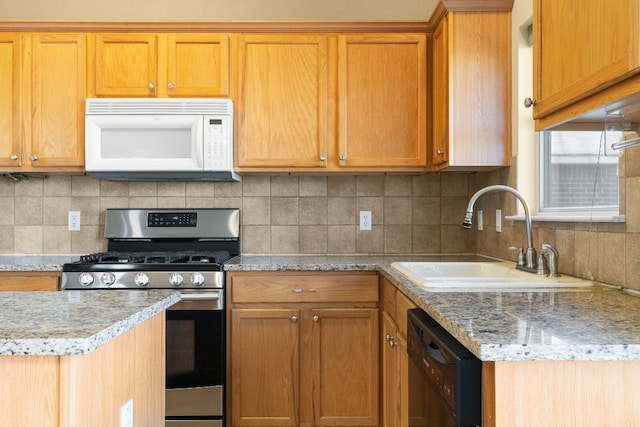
[[471, 146, 640, 291], [0, 173, 474, 256]]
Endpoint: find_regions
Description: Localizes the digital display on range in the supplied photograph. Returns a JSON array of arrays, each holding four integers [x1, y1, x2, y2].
[[148, 212, 197, 227]]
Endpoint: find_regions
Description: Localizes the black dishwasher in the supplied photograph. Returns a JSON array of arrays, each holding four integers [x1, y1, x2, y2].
[[407, 309, 482, 427]]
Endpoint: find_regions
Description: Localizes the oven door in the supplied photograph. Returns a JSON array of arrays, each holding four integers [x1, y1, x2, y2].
[[165, 291, 225, 427]]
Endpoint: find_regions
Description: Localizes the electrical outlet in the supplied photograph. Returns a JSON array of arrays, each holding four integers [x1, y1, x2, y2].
[[359, 211, 372, 231], [496, 209, 502, 232], [477, 210, 483, 231], [120, 398, 133, 427], [68, 211, 81, 231]]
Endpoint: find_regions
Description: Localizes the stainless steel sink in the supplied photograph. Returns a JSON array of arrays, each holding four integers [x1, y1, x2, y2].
[[390, 261, 593, 289]]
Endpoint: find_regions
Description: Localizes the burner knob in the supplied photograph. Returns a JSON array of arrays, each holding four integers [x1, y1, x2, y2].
[[79, 272, 94, 287], [169, 272, 184, 287], [134, 273, 150, 287], [100, 272, 116, 286], [190, 272, 205, 287]]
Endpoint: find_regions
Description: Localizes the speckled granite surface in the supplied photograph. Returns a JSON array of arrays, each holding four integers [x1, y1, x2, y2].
[[227, 255, 640, 362], [0, 255, 75, 272], [0, 290, 179, 356]]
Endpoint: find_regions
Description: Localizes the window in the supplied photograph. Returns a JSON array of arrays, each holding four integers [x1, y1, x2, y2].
[[538, 130, 620, 217]]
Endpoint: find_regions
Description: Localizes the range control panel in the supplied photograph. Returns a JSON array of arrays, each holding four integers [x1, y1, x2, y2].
[[148, 212, 197, 227]]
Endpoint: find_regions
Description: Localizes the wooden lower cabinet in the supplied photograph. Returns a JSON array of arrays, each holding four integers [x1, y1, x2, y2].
[[0, 271, 59, 291], [380, 277, 416, 427], [228, 271, 380, 427]]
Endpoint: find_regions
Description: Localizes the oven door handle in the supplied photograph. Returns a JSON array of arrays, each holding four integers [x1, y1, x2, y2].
[[179, 292, 221, 301]]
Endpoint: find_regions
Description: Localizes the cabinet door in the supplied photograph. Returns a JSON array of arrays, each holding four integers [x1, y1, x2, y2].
[[94, 34, 157, 96], [431, 12, 511, 169], [235, 34, 331, 169], [311, 307, 379, 426], [534, 0, 640, 119], [381, 311, 401, 427], [29, 33, 86, 168], [0, 34, 21, 167], [230, 308, 300, 427], [431, 18, 449, 170], [166, 34, 230, 97], [338, 34, 427, 169]]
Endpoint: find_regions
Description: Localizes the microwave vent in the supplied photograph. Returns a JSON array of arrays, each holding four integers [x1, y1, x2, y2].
[[86, 98, 233, 115]]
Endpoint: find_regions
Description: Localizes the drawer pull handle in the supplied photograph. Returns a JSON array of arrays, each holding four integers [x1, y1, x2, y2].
[[292, 287, 303, 293], [308, 288, 318, 292]]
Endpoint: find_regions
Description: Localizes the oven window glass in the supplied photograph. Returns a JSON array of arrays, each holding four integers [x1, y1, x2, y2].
[[166, 310, 225, 388]]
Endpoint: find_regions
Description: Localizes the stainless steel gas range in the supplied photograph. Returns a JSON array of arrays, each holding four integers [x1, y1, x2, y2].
[[62, 208, 240, 427]]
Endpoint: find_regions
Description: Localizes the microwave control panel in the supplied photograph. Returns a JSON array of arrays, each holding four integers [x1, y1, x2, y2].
[[204, 115, 233, 170]]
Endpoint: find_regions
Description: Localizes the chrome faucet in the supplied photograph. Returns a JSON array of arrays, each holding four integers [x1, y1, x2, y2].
[[463, 184, 537, 272]]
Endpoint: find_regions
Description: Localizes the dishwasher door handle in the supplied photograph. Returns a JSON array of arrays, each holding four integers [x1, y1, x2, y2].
[[427, 341, 447, 364]]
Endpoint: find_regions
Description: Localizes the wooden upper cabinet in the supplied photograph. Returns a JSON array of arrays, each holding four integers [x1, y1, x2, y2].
[[28, 33, 86, 169], [337, 34, 427, 170], [92, 33, 230, 97], [235, 34, 331, 170], [0, 34, 21, 168], [533, 0, 640, 122], [430, 11, 511, 170]]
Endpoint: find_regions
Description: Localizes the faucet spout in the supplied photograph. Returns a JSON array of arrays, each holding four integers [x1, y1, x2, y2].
[[463, 185, 536, 269]]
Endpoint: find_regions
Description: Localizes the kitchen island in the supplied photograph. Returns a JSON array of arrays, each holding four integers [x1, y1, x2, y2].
[[0, 290, 179, 427], [225, 255, 640, 427]]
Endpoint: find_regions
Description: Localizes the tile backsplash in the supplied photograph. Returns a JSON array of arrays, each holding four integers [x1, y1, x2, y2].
[[0, 173, 474, 256]]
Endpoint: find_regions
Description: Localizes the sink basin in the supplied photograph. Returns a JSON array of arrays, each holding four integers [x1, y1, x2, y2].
[[390, 261, 593, 289]]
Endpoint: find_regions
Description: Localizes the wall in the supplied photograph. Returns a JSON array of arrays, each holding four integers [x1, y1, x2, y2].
[[0, 173, 474, 256], [2, 0, 439, 21]]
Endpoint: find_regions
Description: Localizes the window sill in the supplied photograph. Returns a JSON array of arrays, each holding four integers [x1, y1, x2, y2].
[[505, 214, 625, 223]]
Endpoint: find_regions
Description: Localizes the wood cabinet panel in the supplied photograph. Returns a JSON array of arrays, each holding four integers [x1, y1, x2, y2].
[[166, 34, 230, 97], [29, 33, 86, 168], [94, 33, 158, 96], [0, 272, 59, 291], [0, 34, 21, 168], [228, 271, 379, 427], [337, 34, 427, 169], [230, 308, 300, 426], [533, 0, 640, 120], [430, 11, 511, 170], [230, 272, 379, 303], [235, 34, 331, 169]]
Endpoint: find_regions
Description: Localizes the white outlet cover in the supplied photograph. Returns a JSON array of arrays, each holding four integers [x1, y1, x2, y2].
[[68, 211, 81, 231], [120, 398, 133, 427], [359, 211, 372, 231]]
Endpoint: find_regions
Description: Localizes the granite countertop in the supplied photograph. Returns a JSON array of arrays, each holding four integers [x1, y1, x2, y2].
[[0, 290, 180, 356], [226, 255, 640, 362]]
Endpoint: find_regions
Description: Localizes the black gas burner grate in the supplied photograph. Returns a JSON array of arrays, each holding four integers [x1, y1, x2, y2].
[[79, 250, 232, 265]]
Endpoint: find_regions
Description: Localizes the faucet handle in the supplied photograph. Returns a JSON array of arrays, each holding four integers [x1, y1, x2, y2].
[[537, 253, 549, 275], [508, 246, 525, 266]]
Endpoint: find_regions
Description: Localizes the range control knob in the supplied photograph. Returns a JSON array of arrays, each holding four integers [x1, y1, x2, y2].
[[190, 272, 205, 287], [100, 272, 116, 286], [134, 273, 150, 288], [79, 272, 94, 287], [169, 272, 184, 287]]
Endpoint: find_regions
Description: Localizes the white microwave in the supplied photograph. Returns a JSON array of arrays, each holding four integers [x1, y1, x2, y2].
[[85, 98, 239, 181]]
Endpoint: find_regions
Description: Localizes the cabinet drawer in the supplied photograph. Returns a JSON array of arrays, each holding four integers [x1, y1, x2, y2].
[[0, 272, 59, 291], [229, 272, 378, 303]]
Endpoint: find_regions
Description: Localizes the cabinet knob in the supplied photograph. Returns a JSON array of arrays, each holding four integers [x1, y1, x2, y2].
[[388, 339, 397, 348], [30, 154, 38, 161], [436, 149, 444, 156], [168, 83, 174, 89], [319, 155, 326, 161], [148, 83, 155, 90], [10, 154, 18, 161], [291, 316, 298, 323], [524, 97, 537, 108], [313, 315, 319, 322], [339, 154, 346, 161], [291, 287, 303, 293]]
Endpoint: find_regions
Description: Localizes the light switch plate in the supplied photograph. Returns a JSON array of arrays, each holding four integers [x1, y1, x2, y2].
[[496, 209, 502, 232], [477, 210, 483, 231]]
